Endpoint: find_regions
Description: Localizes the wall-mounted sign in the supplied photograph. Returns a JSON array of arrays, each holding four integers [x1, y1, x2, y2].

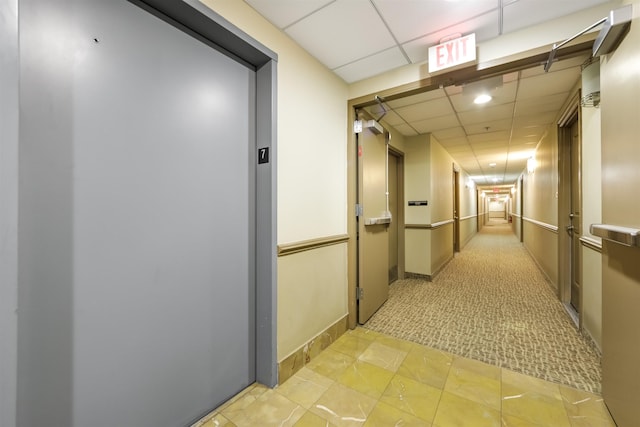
[[428, 33, 476, 74], [408, 200, 428, 206]]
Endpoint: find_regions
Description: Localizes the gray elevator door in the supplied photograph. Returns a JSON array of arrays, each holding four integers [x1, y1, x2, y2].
[[18, 1, 256, 426]]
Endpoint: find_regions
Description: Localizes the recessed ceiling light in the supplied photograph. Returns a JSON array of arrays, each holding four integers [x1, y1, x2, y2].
[[489, 162, 497, 168], [474, 94, 492, 104]]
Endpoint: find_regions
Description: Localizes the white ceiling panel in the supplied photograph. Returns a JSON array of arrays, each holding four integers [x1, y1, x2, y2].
[[395, 97, 454, 122], [244, 0, 334, 28], [401, 10, 500, 63], [465, 118, 513, 135], [333, 47, 409, 83], [412, 114, 461, 133], [458, 103, 515, 126], [285, 0, 396, 69], [433, 126, 467, 141], [502, 0, 611, 34], [373, 0, 498, 43], [518, 68, 580, 100], [468, 130, 511, 144]]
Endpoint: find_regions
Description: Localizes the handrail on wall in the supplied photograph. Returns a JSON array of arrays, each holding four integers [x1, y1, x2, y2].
[[590, 223, 640, 248]]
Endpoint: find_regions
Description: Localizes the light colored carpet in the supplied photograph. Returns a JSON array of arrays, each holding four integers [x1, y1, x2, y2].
[[363, 222, 602, 393]]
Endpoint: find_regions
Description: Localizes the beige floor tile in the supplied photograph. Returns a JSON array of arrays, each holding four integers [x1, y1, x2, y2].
[[559, 386, 616, 427], [450, 356, 501, 381], [218, 384, 270, 421], [396, 345, 453, 389], [444, 361, 501, 410], [374, 334, 419, 352], [364, 401, 432, 426], [502, 367, 562, 400], [225, 390, 305, 427], [276, 367, 334, 409], [306, 348, 355, 381], [501, 413, 550, 427], [294, 411, 337, 427], [502, 389, 571, 427], [432, 391, 502, 427], [336, 359, 394, 399], [379, 374, 442, 422], [350, 327, 384, 341], [310, 382, 377, 427], [358, 341, 408, 372], [328, 333, 374, 359], [195, 412, 236, 427]]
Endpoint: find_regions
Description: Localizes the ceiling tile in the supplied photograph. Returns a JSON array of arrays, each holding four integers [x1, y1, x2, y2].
[[373, 0, 499, 44], [333, 47, 409, 83], [401, 10, 500, 63], [392, 123, 419, 136], [502, 0, 611, 34], [395, 97, 454, 122], [464, 118, 512, 135], [243, 0, 334, 28], [458, 103, 515, 126], [518, 68, 580, 100], [412, 114, 460, 133], [285, 0, 396, 69], [468, 130, 511, 145], [433, 126, 466, 141]]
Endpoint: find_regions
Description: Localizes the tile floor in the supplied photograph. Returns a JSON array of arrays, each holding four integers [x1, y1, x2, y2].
[[194, 328, 615, 427]]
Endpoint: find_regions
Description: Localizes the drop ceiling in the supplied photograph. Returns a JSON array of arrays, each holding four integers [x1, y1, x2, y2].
[[243, 0, 618, 186]]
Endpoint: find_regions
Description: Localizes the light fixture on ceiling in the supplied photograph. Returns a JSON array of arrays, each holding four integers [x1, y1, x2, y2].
[[527, 157, 537, 173], [489, 162, 497, 168], [474, 94, 492, 104]]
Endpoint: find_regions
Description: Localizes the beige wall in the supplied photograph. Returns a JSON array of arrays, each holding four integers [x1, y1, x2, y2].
[[522, 124, 559, 288], [581, 102, 603, 350], [200, 0, 349, 363], [402, 134, 475, 276]]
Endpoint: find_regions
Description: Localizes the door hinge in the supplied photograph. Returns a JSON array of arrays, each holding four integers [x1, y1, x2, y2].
[[355, 204, 363, 217], [356, 287, 364, 300]]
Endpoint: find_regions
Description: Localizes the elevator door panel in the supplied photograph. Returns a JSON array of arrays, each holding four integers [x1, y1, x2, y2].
[[18, 1, 256, 426]]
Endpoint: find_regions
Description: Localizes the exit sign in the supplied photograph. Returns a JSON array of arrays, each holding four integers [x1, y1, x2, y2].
[[428, 33, 476, 74]]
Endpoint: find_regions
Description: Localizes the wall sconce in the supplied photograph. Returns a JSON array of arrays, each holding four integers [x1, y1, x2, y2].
[[527, 157, 537, 173]]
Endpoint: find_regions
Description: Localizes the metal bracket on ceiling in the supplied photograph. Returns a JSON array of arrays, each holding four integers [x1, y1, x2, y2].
[[374, 95, 387, 122], [544, 4, 632, 73]]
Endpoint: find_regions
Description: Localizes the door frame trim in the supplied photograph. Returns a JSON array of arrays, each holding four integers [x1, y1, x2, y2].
[[131, 0, 278, 386], [557, 93, 581, 323]]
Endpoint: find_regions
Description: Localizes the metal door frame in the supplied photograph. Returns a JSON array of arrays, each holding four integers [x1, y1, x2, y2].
[[3, 3, 277, 426]]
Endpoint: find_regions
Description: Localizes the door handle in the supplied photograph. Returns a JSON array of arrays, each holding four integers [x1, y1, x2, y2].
[[566, 225, 574, 236]]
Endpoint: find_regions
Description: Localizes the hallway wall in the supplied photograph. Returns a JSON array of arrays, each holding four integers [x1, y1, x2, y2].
[[581, 104, 603, 350], [523, 122, 559, 288], [404, 135, 476, 277]]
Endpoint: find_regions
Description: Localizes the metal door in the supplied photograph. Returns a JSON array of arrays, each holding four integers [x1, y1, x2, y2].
[[18, 1, 256, 426], [357, 125, 389, 324]]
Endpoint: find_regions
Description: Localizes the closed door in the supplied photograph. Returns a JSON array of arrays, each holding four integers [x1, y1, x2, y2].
[[18, 1, 256, 426], [388, 152, 399, 283], [569, 118, 582, 312], [357, 125, 389, 324]]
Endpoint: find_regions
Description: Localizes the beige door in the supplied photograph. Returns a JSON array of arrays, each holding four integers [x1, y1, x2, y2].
[[599, 17, 640, 425], [357, 125, 389, 324], [453, 169, 460, 252], [388, 152, 399, 283]]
